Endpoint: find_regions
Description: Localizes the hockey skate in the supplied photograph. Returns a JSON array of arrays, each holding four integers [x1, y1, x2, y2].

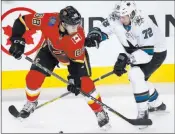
[[137, 109, 149, 120], [149, 102, 166, 112], [19, 101, 38, 118], [95, 110, 111, 131], [137, 109, 150, 129]]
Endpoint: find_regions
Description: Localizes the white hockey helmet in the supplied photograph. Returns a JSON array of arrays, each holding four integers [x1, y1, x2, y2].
[[119, 1, 137, 19]]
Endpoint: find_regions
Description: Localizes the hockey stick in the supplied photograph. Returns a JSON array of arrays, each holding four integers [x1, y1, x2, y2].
[[37, 71, 113, 109], [9, 56, 152, 126], [8, 55, 114, 118], [27, 56, 152, 125]]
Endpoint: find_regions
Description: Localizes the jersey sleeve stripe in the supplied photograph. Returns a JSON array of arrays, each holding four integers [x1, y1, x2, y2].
[[19, 16, 29, 30]]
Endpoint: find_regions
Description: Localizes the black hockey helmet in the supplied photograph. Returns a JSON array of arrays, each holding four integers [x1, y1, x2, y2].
[[60, 6, 81, 25]]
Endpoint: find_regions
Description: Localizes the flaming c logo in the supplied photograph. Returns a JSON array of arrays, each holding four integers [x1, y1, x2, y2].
[[1, 7, 45, 55]]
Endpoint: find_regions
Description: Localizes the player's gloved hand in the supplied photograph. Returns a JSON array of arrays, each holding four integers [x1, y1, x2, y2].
[[9, 37, 25, 60], [85, 27, 108, 49], [67, 84, 80, 96], [113, 53, 129, 76], [67, 76, 80, 96]]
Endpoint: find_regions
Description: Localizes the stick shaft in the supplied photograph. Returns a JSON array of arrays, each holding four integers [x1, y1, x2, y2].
[[25, 56, 113, 109]]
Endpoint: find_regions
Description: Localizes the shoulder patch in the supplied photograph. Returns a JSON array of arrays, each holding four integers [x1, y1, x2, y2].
[[133, 15, 144, 26], [48, 17, 57, 26]]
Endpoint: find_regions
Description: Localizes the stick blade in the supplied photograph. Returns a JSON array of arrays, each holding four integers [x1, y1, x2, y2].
[[128, 118, 152, 126], [8, 105, 20, 118]]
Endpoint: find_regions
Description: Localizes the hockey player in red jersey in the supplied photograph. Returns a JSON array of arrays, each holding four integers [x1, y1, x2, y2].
[[9, 6, 110, 129]]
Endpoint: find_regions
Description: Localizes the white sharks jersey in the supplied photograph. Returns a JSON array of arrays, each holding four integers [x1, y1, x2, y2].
[[99, 10, 167, 54]]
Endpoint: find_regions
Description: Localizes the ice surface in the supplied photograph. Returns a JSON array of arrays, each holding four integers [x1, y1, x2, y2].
[[2, 83, 174, 133]]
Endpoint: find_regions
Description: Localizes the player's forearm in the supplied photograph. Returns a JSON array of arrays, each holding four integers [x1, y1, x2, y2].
[[9, 16, 27, 59], [11, 16, 27, 38]]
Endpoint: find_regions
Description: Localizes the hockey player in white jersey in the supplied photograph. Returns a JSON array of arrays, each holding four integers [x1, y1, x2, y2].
[[85, 1, 167, 121]]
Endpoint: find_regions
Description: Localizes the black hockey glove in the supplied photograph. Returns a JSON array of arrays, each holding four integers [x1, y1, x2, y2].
[[85, 27, 108, 49], [67, 76, 81, 96], [113, 53, 129, 77], [9, 37, 25, 60]]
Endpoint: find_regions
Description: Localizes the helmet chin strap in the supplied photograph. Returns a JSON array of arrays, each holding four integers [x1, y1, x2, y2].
[[59, 22, 66, 32]]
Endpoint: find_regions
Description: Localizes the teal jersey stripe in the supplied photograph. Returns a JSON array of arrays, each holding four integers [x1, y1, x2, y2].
[[142, 48, 154, 55]]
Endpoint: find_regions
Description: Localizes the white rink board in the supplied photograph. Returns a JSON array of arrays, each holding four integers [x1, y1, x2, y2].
[[2, 1, 175, 71]]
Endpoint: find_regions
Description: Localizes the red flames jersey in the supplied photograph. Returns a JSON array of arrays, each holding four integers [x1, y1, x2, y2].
[[23, 13, 85, 65]]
